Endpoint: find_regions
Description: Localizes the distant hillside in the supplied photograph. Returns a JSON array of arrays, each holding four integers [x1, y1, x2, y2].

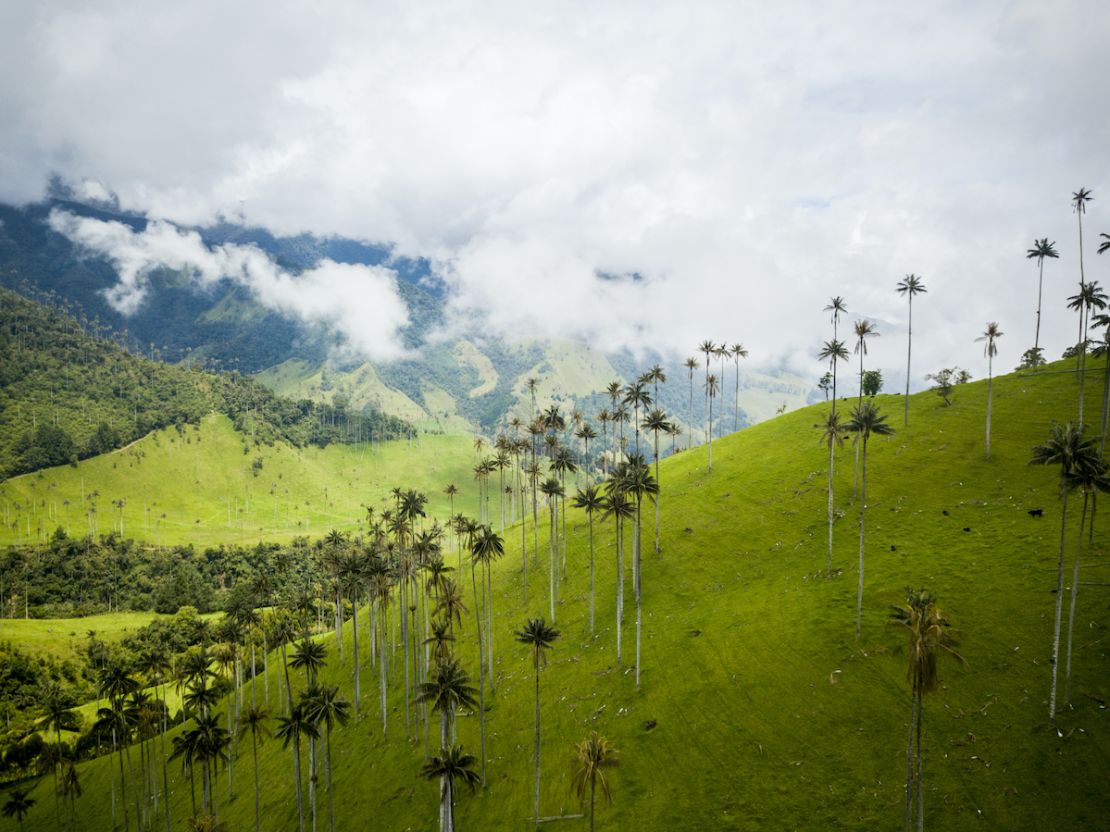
[[0, 198, 814, 433], [0, 287, 409, 478]]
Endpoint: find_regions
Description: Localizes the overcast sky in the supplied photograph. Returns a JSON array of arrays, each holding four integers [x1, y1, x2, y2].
[[2, 1, 1109, 386]]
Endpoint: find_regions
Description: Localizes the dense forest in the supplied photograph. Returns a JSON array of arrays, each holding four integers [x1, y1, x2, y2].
[[0, 287, 411, 478]]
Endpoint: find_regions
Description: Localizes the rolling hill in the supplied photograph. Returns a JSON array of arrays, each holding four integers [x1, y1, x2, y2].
[[7, 358, 1109, 830]]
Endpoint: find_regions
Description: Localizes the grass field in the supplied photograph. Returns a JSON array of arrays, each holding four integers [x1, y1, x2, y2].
[[7, 358, 1110, 830], [0, 415, 481, 547]]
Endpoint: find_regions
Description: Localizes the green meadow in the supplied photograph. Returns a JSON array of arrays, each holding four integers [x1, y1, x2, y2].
[[0, 415, 481, 547], [8, 359, 1110, 830]]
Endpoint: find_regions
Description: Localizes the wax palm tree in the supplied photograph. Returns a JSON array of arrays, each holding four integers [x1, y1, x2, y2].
[[896, 275, 926, 426], [238, 705, 270, 832], [642, 408, 670, 554], [1092, 312, 1110, 454], [275, 702, 318, 832], [1060, 457, 1110, 711], [551, 447, 578, 579], [699, 341, 716, 443], [58, 763, 81, 832], [705, 374, 719, 471], [471, 525, 504, 686], [890, 589, 964, 832], [466, 528, 488, 785], [846, 402, 895, 638], [36, 682, 81, 831], [817, 410, 847, 575], [1072, 187, 1094, 379], [539, 477, 565, 621], [575, 423, 598, 482], [1027, 238, 1059, 351], [622, 381, 651, 458], [852, 320, 879, 495], [571, 733, 618, 832], [3, 788, 36, 832], [825, 296, 848, 342], [515, 618, 560, 831], [601, 488, 634, 667], [420, 745, 481, 832], [730, 343, 749, 431], [573, 485, 604, 634], [1067, 282, 1108, 424], [302, 684, 350, 832], [1029, 422, 1104, 729], [418, 658, 478, 753], [617, 455, 658, 689], [976, 323, 1004, 459], [684, 357, 699, 450], [819, 340, 849, 414]]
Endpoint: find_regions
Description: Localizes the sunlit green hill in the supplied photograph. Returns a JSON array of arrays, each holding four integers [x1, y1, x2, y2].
[[0, 415, 479, 547], [11, 358, 1110, 830]]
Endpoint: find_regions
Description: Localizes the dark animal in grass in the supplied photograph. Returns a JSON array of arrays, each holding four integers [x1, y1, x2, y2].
[[942, 509, 949, 516], [1028, 508, 1044, 518], [963, 527, 971, 532]]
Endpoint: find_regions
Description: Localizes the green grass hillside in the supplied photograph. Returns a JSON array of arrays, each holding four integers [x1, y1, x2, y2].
[[0, 416, 480, 546], [12, 360, 1110, 830]]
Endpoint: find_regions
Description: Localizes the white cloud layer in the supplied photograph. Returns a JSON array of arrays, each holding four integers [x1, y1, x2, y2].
[[3, 1, 1110, 386], [47, 210, 410, 361]]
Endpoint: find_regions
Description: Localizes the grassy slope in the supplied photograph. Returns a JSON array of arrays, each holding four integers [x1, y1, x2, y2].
[[0, 416, 479, 546], [0, 612, 217, 664], [13, 360, 1110, 831]]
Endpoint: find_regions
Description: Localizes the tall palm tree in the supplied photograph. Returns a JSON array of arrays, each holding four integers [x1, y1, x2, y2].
[[643, 408, 670, 554], [1027, 238, 1059, 351], [730, 343, 748, 431], [819, 340, 850, 414], [238, 705, 270, 832], [1030, 422, 1103, 729], [1091, 312, 1110, 454], [846, 401, 895, 638], [575, 423, 598, 482], [601, 488, 634, 667], [705, 374, 719, 471], [420, 745, 481, 832], [1071, 187, 1094, 379], [572, 485, 604, 634], [551, 447, 578, 580], [1060, 456, 1110, 711], [617, 455, 658, 689], [825, 296, 848, 343], [1067, 282, 1108, 424], [275, 702, 318, 832], [418, 658, 478, 752], [852, 320, 879, 496], [36, 682, 80, 832], [976, 323, 1004, 459], [896, 275, 927, 426], [539, 477, 564, 621], [466, 528, 488, 785], [684, 356, 699, 450], [301, 684, 350, 832], [699, 341, 716, 444], [571, 733, 618, 832], [515, 618, 560, 831], [58, 763, 81, 832], [471, 525, 504, 687], [890, 589, 964, 832], [2, 788, 36, 832], [817, 410, 846, 575]]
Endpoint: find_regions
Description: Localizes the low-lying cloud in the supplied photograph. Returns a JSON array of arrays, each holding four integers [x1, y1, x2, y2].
[[48, 210, 411, 362]]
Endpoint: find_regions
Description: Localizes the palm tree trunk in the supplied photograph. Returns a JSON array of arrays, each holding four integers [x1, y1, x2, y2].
[[616, 517, 624, 667], [635, 497, 643, 690], [905, 670, 918, 832], [380, 605, 389, 735], [292, 733, 305, 832], [522, 472, 528, 602], [734, 358, 740, 432], [352, 599, 360, 718], [986, 358, 993, 459], [324, 727, 335, 832], [252, 730, 261, 832], [470, 562, 486, 786], [904, 295, 912, 426], [281, 642, 293, 718], [1063, 491, 1089, 709], [826, 437, 835, 575], [856, 438, 867, 640], [1049, 489, 1069, 729], [1035, 258, 1044, 351], [915, 684, 924, 832], [653, 433, 661, 554], [688, 370, 694, 450], [533, 665, 541, 831], [707, 394, 713, 471], [485, 560, 494, 690], [548, 500, 556, 623], [588, 514, 595, 634], [1099, 354, 1110, 455]]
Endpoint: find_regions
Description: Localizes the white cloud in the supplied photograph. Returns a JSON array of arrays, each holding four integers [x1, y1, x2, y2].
[[47, 210, 410, 362], [3, 1, 1109, 387]]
